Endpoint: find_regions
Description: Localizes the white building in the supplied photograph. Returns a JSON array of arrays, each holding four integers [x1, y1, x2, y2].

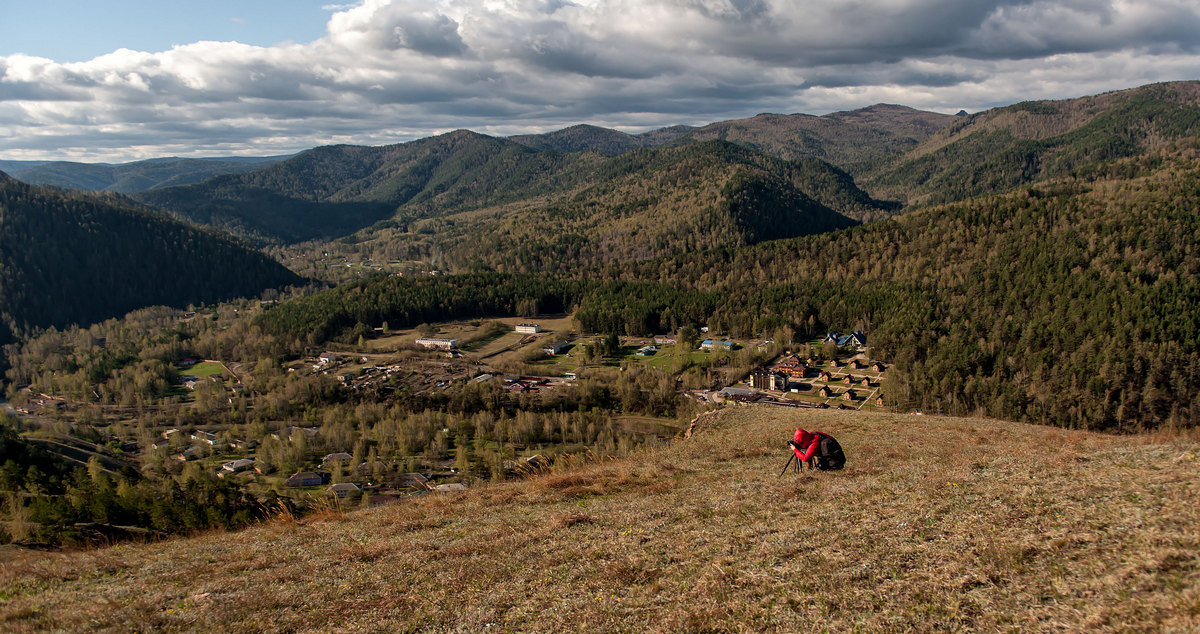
[[415, 337, 458, 350], [515, 323, 542, 334]]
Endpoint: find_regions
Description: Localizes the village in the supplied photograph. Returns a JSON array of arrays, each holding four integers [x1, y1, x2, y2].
[[6, 311, 888, 509]]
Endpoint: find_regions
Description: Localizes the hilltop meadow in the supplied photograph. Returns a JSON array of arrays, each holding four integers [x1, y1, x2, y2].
[[2, 408, 1196, 631]]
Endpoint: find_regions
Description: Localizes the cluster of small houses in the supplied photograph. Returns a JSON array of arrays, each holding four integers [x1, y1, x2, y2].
[[731, 332, 886, 406]]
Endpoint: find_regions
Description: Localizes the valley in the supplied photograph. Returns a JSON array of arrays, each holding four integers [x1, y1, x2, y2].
[[0, 83, 1198, 628]]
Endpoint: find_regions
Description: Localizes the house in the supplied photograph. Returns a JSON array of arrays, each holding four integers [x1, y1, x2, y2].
[[232, 438, 259, 451], [317, 351, 339, 365], [818, 371, 833, 382], [515, 323, 542, 334], [542, 340, 569, 356], [717, 387, 757, 403], [871, 362, 886, 373], [472, 373, 495, 383], [635, 345, 657, 356], [848, 360, 863, 370], [653, 336, 677, 346], [769, 373, 790, 392], [860, 377, 871, 387], [779, 366, 807, 379], [824, 331, 867, 349], [829, 359, 841, 368], [322, 452, 353, 467], [219, 458, 255, 476], [180, 358, 198, 368], [749, 369, 772, 390], [285, 471, 328, 487], [162, 428, 181, 439], [173, 446, 202, 461], [272, 426, 319, 440], [415, 338, 458, 350], [842, 389, 858, 402], [394, 472, 429, 489], [841, 375, 854, 385], [328, 483, 362, 498], [817, 386, 834, 398], [191, 430, 218, 445], [875, 396, 886, 407], [700, 339, 734, 351]]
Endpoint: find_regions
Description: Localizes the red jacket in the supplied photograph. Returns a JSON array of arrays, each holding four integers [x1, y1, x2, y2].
[[791, 428, 830, 462]]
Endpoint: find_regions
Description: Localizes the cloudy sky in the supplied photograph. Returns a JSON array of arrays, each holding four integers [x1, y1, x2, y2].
[[2, 0, 1198, 161]]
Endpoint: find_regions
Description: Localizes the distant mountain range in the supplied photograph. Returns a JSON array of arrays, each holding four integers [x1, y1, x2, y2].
[[134, 131, 889, 273], [4, 80, 1199, 337], [0, 155, 289, 194], [0, 172, 301, 344]]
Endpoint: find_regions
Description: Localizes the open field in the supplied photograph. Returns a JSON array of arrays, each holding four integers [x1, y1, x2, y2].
[[2, 408, 1197, 631], [181, 361, 225, 378]]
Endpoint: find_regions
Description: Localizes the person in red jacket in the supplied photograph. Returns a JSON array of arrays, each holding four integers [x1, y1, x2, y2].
[[788, 428, 845, 471]]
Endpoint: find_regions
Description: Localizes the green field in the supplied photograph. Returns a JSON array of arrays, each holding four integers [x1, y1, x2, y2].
[[182, 361, 225, 377]]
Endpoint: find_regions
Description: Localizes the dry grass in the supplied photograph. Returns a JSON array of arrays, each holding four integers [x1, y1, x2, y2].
[[2, 408, 1198, 632]]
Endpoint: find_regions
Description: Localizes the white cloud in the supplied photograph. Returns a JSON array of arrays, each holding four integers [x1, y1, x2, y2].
[[1, 0, 1199, 160]]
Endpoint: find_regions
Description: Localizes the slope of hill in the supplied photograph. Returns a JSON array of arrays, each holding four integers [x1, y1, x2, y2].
[[136, 131, 607, 244], [674, 104, 956, 173], [0, 160, 48, 176], [0, 174, 302, 340], [2, 407, 1195, 630], [139, 133, 884, 265], [863, 81, 1200, 204], [509, 124, 647, 154], [284, 140, 879, 276], [6, 156, 287, 194], [509, 123, 697, 154], [614, 142, 1200, 430]]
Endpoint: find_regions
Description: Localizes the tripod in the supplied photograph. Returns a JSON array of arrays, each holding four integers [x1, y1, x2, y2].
[[778, 453, 803, 477]]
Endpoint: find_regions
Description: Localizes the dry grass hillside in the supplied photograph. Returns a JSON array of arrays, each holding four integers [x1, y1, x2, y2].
[[2, 408, 1198, 632]]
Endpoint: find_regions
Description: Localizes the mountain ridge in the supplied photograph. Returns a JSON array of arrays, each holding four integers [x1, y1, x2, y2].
[[0, 178, 302, 339]]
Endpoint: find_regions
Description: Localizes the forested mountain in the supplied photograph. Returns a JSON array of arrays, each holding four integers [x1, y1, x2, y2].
[[509, 123, 696, 154], [0, 174, 301, 343], [260, 139, 1200, 430], [674, 104, 956, 174], [0, 160, 48, 176], [507, 106, 954, 173], [509, 124, 646, 154], [6, 156, 287, 194], [328, 141, 866, 273], [138, 131, 884, 260], [136, 131, 608, 244], [862, 81, 1200, 204]]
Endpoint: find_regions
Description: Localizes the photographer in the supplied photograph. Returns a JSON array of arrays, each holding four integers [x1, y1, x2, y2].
[[787, 428, 846, 471]]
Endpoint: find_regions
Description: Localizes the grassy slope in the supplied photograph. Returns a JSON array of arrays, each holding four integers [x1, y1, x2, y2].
[[2, 408, 1197, 631]]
